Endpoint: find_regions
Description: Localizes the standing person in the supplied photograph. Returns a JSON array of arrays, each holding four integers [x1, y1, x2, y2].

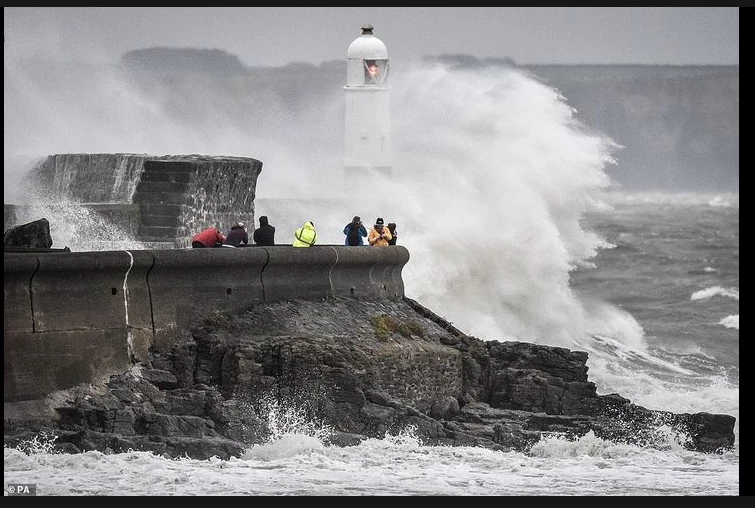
[[191, 227, 225, 248], [253, 215, 276, 246], [223, 221, 249, 247], [387, 222, 397, 245], [368, 217, 392, 247], [292, 220, 317, 247], [343, 215, 368, 246]]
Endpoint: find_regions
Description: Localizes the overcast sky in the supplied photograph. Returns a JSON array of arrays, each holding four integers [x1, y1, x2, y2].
[[4, 7, 739, 67]]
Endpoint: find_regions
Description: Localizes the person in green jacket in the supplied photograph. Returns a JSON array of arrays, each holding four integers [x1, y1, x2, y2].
[[292, 220, 317, 247]]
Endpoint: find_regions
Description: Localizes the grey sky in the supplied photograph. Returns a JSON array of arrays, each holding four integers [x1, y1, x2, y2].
[[4, 7, 739, 67]]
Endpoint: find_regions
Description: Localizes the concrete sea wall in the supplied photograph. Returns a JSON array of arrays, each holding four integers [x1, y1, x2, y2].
[[4, 245, 409, 402]]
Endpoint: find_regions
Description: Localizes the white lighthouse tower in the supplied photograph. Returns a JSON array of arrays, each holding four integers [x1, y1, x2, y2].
[[343, 24, 392, 178]]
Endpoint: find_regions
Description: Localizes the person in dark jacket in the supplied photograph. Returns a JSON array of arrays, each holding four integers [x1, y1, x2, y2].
[[387, 222, 397, 245], [253, 216, 276, 246], [343, 215, 368, 246], [223, 221, 249, 247]]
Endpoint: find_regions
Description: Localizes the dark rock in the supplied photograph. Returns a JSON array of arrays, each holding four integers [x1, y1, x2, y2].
[[326, 431, 368, 447], [3, 218, 54, 249], [3, 296, 736, 459], [140, 369, 179, 390]]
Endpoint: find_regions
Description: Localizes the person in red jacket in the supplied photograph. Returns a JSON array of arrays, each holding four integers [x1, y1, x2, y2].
[[191, 227, 225, 248]]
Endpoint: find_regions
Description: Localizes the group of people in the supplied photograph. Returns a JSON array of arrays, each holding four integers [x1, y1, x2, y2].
[[291, 216, 397, 248], [191, 215, 275, 248], [343, 216, 396, 247], [191, 215, 397, 248]]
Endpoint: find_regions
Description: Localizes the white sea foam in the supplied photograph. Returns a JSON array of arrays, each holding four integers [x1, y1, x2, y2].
[[691, 286, 739, 301], [719, 315, 739, 329], [4, 414, 739, 496]]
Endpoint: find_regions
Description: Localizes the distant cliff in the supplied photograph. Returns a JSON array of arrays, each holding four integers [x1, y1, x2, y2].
[[527, 64, 738, 192], [120, 49, 738, 193], [122, 47, 250, 76]]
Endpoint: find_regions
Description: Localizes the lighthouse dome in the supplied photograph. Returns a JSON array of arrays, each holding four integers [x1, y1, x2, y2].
[[347, 24, 388, 59], [346, 24, 389, 87]]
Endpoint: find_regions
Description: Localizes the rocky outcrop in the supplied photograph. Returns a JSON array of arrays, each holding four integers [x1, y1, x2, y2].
[[3, 297, 736, 460], [3, 218, 54, 250], [3, 217, 71, 253]]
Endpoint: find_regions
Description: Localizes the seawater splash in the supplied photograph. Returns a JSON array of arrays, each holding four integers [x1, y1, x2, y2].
[[9, 203, 148, 252], [529, 428, 694, 459], [4, 431, 59, 456], [242, 395, 334, 461], [239, 397, 433, 463], [384, 64, 620, 349]]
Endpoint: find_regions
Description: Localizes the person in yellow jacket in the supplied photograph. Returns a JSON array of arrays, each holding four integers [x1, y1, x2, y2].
[[292, 220, 317, 247], [368, 217, 392, 246]]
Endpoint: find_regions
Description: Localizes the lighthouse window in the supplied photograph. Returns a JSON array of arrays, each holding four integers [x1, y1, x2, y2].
[[364, 59, 388, 85]]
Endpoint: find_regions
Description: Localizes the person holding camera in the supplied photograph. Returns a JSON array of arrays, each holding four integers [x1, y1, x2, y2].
[[387, 222, 397, 245], [368, 217, 392, 247], [344, 215, 368, 246]]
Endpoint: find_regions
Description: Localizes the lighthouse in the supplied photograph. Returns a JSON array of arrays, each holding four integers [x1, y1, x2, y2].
[[343, 24, 392, 178]]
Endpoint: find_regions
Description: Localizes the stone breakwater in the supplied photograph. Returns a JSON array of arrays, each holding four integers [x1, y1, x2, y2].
[[3, 245, 409, 402], [21, 153, 263, 247], [3, 296, 736, 459]]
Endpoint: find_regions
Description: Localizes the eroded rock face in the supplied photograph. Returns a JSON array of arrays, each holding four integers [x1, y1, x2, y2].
[[3, 297, 736, 459]]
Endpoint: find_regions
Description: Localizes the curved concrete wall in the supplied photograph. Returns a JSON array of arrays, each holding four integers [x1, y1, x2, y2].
[[329, 245, 409, 300], [147, 248, 269, 351], [4, 245, 409, 402], [262, 246, 336, 302]]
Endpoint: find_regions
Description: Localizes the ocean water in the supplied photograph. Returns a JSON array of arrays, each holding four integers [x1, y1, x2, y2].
[[4, 50, 738, 496]]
